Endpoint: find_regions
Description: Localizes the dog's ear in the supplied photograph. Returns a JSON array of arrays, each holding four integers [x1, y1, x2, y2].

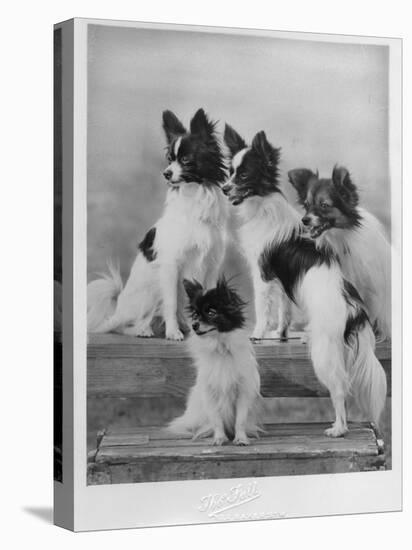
[[251, 131, 280, 168], [183, 279, 203, 302], [288, 169, 315, 202], [216, 276, 246, 310], [224, 124, 247, 158], [162, 110, 186, 144], [190, 108, 216, 138], [332, 165, 359, 206]]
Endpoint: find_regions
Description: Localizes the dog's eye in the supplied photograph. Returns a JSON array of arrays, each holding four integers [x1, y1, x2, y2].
[[206, 308, 217, 317], [320, 202, 329, 209], [180, 155, 190, 164], [238, 172, 247, 181], [166, 154, 173, 163]]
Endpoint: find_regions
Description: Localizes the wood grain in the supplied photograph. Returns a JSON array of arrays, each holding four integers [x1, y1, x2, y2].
[[87, 422, 386, 484], [87, 334, 391, 398]]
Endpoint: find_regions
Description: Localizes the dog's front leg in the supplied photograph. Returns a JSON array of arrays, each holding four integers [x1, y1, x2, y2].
[[234, 390, 253, 446], [205, 396, 228, 446], [277, 289, 292, 342], [251, 269, 272, 340], [160, 262, 184, 341]]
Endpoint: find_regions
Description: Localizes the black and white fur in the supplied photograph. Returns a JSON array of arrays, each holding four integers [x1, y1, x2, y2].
[[169, 278, 262, 445], [288, 166, 391, 340], [87, 109, 228, 340], [223, 125, 387, 436]]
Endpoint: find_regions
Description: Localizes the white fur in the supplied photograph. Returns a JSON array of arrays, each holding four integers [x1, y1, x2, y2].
[[87, 184, 228, 340], [169, 329, 262, 445], [236, 194, 387, 436], [237, 194, 299, 339], [167, 137, 183, 182], [316, 208, 391, 339]]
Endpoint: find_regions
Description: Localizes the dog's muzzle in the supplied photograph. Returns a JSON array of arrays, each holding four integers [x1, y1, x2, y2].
[[221, 182, 232, 196], [163, 169, 172, 180], [192, 321, 216, 336]]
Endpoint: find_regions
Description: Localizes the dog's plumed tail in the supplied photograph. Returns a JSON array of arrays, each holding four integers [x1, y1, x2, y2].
[[348, 323, 387, 427], [87, 261, 123, 332]]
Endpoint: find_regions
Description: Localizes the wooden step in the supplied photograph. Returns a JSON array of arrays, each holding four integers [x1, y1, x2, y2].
[[87, 334, 391, 399], [87, 422, 386, 485]]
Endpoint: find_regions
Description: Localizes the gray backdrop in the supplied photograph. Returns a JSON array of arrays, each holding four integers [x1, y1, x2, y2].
[[87, 24, 390, 312]]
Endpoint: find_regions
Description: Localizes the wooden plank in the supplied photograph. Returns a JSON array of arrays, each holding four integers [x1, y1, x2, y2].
[[87, 422, 385, 485], [87, 334, 391, 398]]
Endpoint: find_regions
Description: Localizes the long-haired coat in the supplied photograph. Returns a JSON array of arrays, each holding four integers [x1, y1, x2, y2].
[[222, 125, 387, 437], [87, 108, 228, 340], [288, 166, 391, 340], [169, 278, 262, 445]]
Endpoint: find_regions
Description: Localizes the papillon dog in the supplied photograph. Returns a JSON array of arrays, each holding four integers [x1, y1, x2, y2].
[[87, 108, 229, 340], [169, 278, 262, 445], [222, 125, 387, 437], [288, 166, 391, 340]]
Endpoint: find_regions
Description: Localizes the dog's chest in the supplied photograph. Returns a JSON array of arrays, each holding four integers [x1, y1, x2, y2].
[[239, 220, 269, 263], [158, 188, 226, 257]]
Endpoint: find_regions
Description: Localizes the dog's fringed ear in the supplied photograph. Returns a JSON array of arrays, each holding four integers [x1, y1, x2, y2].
[[332, 165, 359, 207], [183, 279, 203, 302], [288, 169, 316, 202], [251, 131, 280, 169], [162, 110, 186, 144], [190, 108, 216, 138], [216, 276, 246, 308], [224, 124, 247, 158]]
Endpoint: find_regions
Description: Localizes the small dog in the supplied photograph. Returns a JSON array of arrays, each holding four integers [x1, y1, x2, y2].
[[87, 108, 228, 340], [169, 278, 262, 445], [288, 166, 391, 340], [222, 125, 387, 437]]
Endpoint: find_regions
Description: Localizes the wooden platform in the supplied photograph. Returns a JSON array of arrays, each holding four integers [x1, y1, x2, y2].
[[87, 334, 391, 398], [87, 422, 386, 485], [87, 334, 390, 484]]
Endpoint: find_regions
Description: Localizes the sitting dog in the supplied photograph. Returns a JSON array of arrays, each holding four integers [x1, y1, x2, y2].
[[87, 108, 228, 340], [169, 278, 262, 445], [222, 125, 387, 437], [288, 166, 391, 340]]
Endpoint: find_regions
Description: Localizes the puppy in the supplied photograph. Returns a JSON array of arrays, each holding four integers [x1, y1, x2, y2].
[[288, 166, 391, 340], [222, 125, 387, 437], [169, 278, 262, 445], [87, 108, 228, 340]]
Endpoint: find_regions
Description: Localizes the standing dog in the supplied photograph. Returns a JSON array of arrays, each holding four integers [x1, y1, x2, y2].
[[87, 108, 228, 340], [222, 125, 387, 436], [169, 278, 262, 445], [288, 166, 391, 340]]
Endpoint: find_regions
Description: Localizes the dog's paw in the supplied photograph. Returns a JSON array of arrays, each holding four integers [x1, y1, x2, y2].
[[324, 424, 347, 438], [212, 434, 228, 446], [251, 329, 265, 340], [166, 328, 184, 341], [267, 329, 289, 342], [233, 434, 250, 446], [136, 327, 154, 338]]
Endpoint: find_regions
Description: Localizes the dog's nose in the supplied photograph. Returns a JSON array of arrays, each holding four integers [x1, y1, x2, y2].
[[302, 216, 311, 226], [221, 183, 232, 195], [192, 321, 200, 331], [163, 169, 172, 180]]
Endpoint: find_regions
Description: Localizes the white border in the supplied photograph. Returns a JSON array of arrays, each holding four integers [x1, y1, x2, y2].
[[72, 18, 402, 531]]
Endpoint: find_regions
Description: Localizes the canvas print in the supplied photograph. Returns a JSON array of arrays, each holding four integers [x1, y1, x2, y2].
[[85, 24, 392, 486]]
